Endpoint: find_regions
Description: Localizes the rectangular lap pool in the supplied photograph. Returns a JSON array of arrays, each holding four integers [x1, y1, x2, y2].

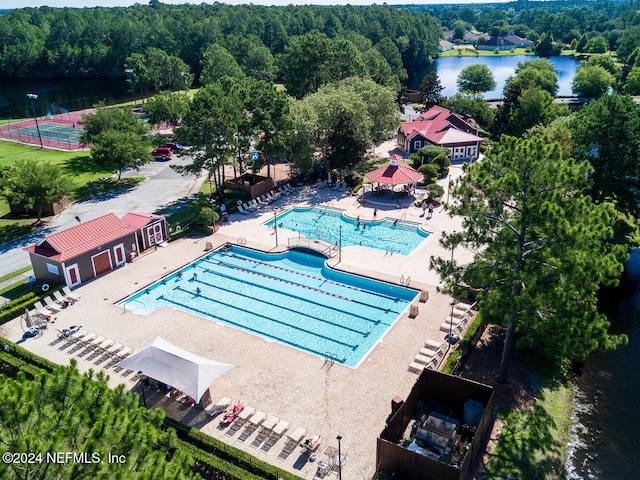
[[119, 245, 418, 367]]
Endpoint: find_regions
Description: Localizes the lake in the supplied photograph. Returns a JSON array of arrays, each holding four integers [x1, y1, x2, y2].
[[0, 77, 130, 119], [566, 250, 640, 479], [434, 55, 579, 99]]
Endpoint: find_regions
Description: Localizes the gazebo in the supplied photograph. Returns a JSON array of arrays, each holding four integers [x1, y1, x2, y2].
[[364, 159, 424, 202]]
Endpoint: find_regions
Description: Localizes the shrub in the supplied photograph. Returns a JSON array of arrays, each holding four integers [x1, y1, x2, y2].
[[417, 164, 438, 184], [433, 154, 451, 178], [425, 184, 445, 202]]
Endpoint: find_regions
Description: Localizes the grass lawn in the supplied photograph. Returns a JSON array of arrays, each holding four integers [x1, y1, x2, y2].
[[483, 382, 573, 479], [0, 140, 142, 244], [439, 47, 534, 57]]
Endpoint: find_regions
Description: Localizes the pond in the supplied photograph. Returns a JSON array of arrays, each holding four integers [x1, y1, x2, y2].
[[0, 77, 130, 120], [434, 55, 579, 99]]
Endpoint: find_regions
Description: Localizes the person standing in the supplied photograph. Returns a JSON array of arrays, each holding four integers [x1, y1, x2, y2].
[[428, 203, 434, 219], [421, 202, 427, 217], [373, 208, 378, 220]]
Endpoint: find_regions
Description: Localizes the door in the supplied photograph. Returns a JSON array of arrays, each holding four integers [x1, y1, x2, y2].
[[146, 222, 164, 247], [92, 250, 112, 276], [113, 243, 126, 267], [66, 264, 81, 288]]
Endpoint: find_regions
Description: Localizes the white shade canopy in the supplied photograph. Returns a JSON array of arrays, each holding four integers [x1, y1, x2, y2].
[[117, 336, 237, 402]]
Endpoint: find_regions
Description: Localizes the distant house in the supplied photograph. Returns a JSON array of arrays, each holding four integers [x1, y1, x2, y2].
[[477, 34, 533, 51], [24, 212, 168, 288], [439, 39, 455, 52], [397, 106, 482, 161], [442, 30, 484, 44], [376, 369, 495, 480]]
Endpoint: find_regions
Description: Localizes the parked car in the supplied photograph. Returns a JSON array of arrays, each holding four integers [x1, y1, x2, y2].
[[160, 142, 183, 152], [151, 146, 173, 161]]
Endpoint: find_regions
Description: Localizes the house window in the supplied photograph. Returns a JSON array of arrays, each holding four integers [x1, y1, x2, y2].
[[47, 263, 60, 275], [413, 140, 422, 151]]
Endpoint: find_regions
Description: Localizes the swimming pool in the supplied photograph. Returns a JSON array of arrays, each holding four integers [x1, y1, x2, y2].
[[265, 206, 429, 255], [119, 245, 418, 367]]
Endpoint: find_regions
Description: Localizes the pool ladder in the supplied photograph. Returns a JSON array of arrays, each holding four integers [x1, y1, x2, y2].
[[236, 236, 247, 245], [323, 352, 335, 369], [399, 275, 411, 286]]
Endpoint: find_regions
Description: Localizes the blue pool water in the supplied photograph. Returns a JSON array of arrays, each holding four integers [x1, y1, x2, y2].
[[119, 246, 418, 367], [265, 206, 429, 255]]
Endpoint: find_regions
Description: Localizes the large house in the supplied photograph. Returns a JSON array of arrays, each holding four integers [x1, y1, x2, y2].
[[397, 106, 483, 162], [24, 212, 168, 288], [476, 34, 533, 51]]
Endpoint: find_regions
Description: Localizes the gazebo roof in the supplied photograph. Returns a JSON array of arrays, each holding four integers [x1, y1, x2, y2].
[[365, 162, 423, 185]]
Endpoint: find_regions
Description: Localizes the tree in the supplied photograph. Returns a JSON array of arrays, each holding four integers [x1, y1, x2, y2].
[[419, 71, 445, 109], [503, 86, 563, 138], [413, 145, 449, 167], [512, 58, 559, 96], [575, 33, 588, 53], [569, 94, 640, 217], [145, 91, 188, 127], [0, 361, 194, 479], [572, 64, 615, 99], [585, 36, 609, 54], [432, 135, 626, 381], [173, 82, 243, 196], [326, 110, 368, 180], [444, 93, 494, 129], [0, 159, 75, 223], [90, 129, 153, 181], [534, 32, 560, 57], [80, 105, 149, 146], [456, 63, 496, 94], [623, 66, 640, 95], [200, 44, 245, 85]]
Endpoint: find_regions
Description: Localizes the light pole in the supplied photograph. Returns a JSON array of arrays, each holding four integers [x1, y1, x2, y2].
[[274, 212, 278, 247], [125, 69, 136, 107], [446, 231, 456, 356], [336, 435, 343, 480], [26, 93, 43, 148], [338, 225, 342, 262], [180, 71, 188, 96]]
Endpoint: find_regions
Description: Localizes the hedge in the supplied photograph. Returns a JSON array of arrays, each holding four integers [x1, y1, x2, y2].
[[0, 291, 39, 325], [165, 418, 303, 480]]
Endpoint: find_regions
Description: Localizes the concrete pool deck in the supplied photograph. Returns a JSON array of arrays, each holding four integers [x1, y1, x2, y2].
[[2, 165, 475, 479]]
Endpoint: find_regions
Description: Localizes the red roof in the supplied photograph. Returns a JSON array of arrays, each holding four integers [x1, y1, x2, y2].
[[401, 106, 482, 146], [365, 162, 424, 185], [24, 212, 136, 263], [121, 212, 163, 230]]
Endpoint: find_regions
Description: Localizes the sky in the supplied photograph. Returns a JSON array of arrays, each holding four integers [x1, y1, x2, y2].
[[4, 0, 509, 9]]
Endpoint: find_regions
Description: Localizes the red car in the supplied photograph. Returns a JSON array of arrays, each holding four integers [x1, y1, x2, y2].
[[151, 146, 173, 161]]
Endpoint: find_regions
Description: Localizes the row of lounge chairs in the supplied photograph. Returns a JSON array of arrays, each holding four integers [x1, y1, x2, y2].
[[408, 302, 477, 374], [317, 180, 348, 192], [439, 301, 476, 334], [52, 327, 132, 369], [408, 339, 447, 374], [33, 286, 81, 317], [237, 184, 298, 215], [207, 396, 314, 457]]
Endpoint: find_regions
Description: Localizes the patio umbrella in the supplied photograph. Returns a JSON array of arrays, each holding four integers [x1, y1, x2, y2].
[[327, 171, 332, 184]]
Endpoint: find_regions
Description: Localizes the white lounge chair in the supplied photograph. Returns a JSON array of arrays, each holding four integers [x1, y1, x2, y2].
[[42, 297, 62, 313], [237, 204, 250, 215], [34, 302, 53, 317], [408, 361, 425, 373], [62, 286, 81, 302]]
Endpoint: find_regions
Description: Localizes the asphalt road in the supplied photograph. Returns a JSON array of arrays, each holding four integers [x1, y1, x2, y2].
[[0, 154, 204, 278]]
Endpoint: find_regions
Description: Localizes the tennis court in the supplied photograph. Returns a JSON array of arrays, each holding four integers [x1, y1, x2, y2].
[[0, 109, 92, 150]]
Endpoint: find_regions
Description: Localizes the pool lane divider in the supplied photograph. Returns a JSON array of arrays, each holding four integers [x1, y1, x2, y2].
[[196, 268, 378, 333], [168, 285, 358, 355], [208, 253, 402, 304], [207, 258, 399, 315]]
